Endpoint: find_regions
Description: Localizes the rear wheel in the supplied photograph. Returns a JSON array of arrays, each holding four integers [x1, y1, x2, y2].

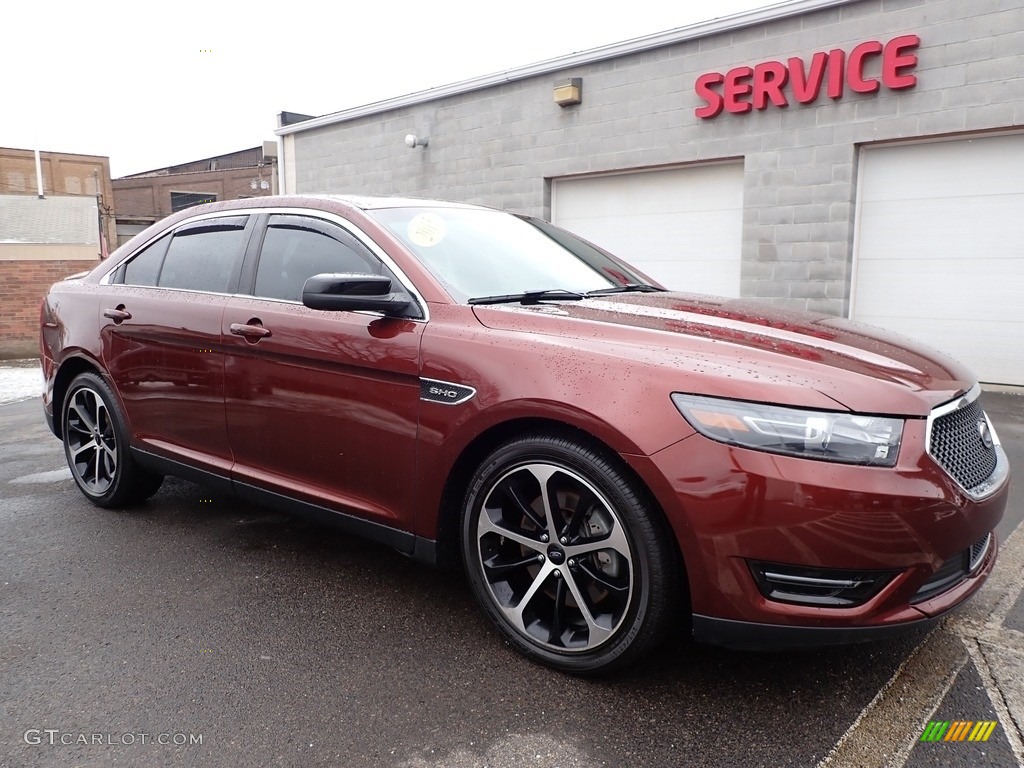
[[461, 434, 678, 674], [62, 372, 163, 508]]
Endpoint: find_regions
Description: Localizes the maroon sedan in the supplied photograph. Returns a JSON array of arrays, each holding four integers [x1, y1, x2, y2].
[[39, 195, 1009, 673]]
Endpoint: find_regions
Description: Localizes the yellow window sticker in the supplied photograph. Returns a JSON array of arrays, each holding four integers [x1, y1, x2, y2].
[[408, 213, 447, 247]]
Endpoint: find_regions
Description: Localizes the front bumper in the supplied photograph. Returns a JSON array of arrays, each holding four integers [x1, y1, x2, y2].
[[692, 531, 997, 649], [626, 414, 1008, 643]]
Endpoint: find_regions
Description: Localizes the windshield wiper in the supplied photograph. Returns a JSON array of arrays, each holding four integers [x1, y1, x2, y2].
[[468, 289, 586, 305], [585, 283, 664, 296]]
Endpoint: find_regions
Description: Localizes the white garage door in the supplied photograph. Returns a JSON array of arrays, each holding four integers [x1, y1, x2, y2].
[[552, 163, 744, 297], [852, 133, 1024, 385]]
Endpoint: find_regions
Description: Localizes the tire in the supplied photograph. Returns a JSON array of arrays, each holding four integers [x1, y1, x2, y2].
[[62, 372, 164, 508], [461, 434, 678, 674]]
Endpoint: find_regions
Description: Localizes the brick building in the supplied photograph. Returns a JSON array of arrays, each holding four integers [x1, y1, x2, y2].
[[274, 0, 1024, 385], [0, 148, 113, 357], [113, 146, 276, 246]]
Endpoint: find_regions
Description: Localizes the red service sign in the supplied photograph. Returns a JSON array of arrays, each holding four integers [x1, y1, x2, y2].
[[694, 34, 920, 118]]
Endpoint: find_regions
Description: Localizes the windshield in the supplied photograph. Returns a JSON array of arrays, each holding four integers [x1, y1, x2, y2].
[[369, 207, 652, 302]]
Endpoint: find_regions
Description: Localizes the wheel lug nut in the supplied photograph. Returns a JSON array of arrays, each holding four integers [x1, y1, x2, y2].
[[540, 534, 549, 543], [537, 554, 545, 562], [567, 559, 576, 568], [553, 570, 562, 578], [560, 537, 568, 545]]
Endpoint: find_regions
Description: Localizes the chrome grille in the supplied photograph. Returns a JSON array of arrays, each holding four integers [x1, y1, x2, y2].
[[929, 397, 998, 492]]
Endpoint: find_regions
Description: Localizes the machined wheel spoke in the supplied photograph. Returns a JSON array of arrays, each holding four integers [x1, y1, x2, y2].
[[549, 574, 568, 644], [478, 512, 547, 553], [502, 560, 556, 627], [101, 445, 117, 477], [482, 551, 542, 576], [69, 400, 97, 433], [67, 419, 92, 438], [562, 568, 613, 647], [515, 464, 560, 539], [70, 439, 98, 461]]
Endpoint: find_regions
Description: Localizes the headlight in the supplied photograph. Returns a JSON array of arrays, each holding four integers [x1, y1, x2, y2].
[[671, 393, 903, 467]]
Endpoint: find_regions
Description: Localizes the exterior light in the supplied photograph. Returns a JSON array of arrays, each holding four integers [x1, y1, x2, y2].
[[553, 78, 582, 107], [405, 134, 429, 149]]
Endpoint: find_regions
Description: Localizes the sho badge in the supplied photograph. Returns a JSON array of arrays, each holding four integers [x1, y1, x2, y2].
[[419, 378, 476, 406]]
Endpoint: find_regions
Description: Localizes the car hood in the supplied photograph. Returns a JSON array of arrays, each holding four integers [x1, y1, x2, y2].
[[472, 292, 975, 416]]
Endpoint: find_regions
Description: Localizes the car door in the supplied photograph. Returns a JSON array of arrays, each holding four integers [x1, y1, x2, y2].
[[222, 213, 423, 531], [101, 214, 254, 471]]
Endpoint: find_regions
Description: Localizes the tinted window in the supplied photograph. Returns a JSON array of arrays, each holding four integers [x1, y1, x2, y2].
[[121, 235, 169, 286], [158, 223, 247, 293], [254, 217, 380, 302]]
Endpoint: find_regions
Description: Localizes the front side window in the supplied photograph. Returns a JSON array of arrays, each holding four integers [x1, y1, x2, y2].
[[369, 207, 648, 302], [253, 216, 382, 302]]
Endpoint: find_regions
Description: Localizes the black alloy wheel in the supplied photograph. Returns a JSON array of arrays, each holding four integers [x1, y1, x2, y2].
[[62, 372, 163, 508], [462, 434, 678, 674]]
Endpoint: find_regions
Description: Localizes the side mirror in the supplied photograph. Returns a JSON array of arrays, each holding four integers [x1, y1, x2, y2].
[[301, 273, 412, 316]]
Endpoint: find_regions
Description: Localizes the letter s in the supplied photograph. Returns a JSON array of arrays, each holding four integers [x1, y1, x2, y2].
[[695, 72, 725, 119]]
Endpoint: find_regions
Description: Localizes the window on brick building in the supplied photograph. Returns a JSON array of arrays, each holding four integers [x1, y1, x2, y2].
[[170, 191, 217, 212]]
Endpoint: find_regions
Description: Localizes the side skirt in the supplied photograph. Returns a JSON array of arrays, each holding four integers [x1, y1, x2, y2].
[[130, 447, 438, 564]]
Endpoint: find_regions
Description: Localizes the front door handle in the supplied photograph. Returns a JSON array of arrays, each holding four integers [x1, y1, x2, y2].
[[103, 306, 132, 323], [229, 321, 272, 341]]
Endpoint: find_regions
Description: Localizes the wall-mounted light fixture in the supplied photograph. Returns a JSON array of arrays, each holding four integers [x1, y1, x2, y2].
[[405, 134, 429, 148], [553, 78, 582, 107]]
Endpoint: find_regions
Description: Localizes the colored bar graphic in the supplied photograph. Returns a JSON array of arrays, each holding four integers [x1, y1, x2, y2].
[[920, 720, 997, 743], [920, 721, 949, 742]]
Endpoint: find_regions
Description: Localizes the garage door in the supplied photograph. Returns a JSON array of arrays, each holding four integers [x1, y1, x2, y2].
[[552, 163, 744, 297], [852, 133, 1024, 385]]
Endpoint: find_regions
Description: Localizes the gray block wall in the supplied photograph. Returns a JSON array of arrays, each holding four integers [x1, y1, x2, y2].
[[288, 0, 1024, 315]]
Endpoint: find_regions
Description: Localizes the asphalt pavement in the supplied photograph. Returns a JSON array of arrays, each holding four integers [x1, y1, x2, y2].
[[1, 380, 1022, 768]]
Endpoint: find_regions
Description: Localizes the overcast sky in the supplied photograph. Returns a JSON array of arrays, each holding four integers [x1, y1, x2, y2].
[[5, 0, 778, 178]]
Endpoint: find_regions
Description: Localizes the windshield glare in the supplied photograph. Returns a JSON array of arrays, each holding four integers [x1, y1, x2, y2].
[[369, 207, 644, 301]]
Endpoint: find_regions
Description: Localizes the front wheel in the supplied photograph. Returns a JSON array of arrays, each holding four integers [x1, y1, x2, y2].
[[62, 372, 163, 508], [461, 434, 678, 674]]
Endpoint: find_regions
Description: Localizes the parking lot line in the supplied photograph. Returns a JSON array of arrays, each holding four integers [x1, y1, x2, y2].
[[818, 522, 1024, 767]]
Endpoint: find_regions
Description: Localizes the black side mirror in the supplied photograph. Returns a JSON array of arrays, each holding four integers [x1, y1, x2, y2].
[[301, 273, 412, 316]]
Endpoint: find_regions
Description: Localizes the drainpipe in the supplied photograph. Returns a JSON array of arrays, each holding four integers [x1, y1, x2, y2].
[[34, 149, 45, 198]]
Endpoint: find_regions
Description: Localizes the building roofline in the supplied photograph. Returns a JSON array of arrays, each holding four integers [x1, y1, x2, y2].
[[118, 146, 264, 179], [275, 0, 854, 137]]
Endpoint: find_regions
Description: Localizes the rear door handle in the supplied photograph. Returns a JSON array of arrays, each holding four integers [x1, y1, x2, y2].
[[103, 307, 132, 322], [229, 322, 272, 341]]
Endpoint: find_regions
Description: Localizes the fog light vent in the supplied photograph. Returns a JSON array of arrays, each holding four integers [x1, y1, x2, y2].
[[749, 561, 896, 607], [911, 533, 992, 604]]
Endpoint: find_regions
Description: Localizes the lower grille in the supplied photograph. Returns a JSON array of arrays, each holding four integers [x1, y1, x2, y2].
[[911, 533, 992, 604], [749, 562, 896, 608]]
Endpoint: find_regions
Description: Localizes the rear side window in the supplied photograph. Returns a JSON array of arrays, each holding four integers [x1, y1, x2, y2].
[[157, 218, 248, 293], [122, 236, 169, 286], [117, 215, 249, 292], [253, 215, 381, 302]]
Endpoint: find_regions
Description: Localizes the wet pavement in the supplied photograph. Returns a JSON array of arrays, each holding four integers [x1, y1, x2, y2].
[[1, 382, 1022, 767]]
